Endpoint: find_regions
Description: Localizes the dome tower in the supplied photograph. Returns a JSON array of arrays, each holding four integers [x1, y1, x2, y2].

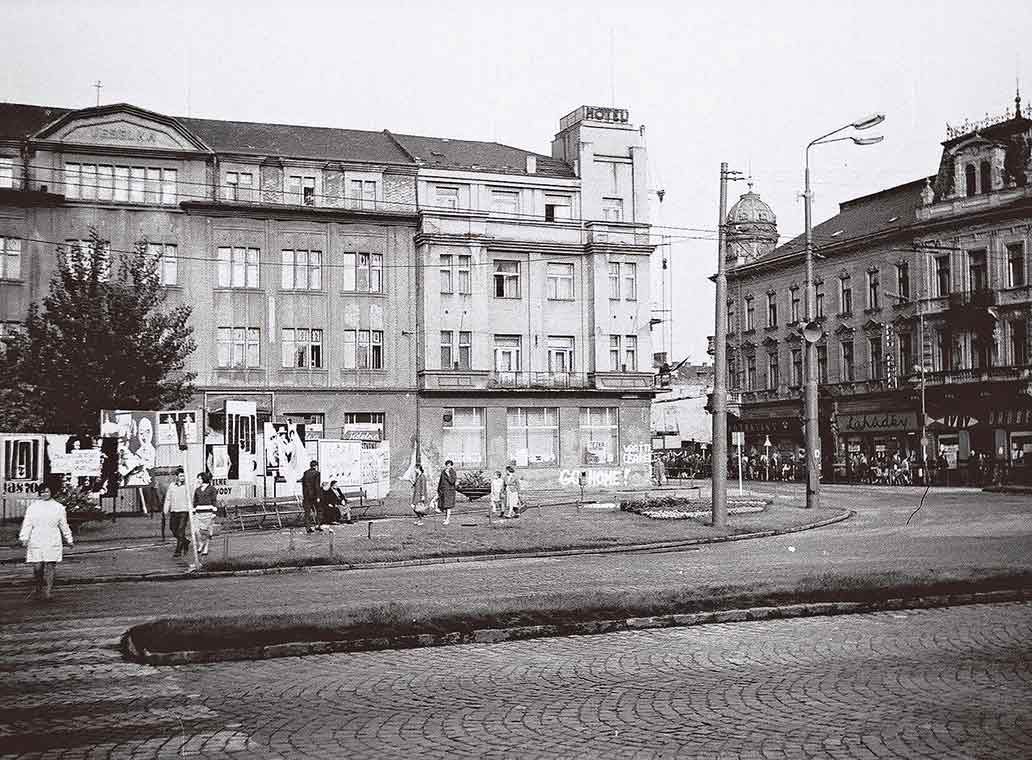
[[725, 183, 778, 267]]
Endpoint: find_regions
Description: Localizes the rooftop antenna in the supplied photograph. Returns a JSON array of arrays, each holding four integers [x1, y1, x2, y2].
[[1016, 65, 1023, 118], [92, 80, 102, 107], [609, 27, 615, 106]]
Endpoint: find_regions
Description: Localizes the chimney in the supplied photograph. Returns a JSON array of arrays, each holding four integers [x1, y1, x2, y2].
[[526, 155, 537, 174]]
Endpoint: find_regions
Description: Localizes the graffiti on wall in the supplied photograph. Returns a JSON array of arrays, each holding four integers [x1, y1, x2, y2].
[[557, 468, 648, 489], [622, 442, 650, 465]]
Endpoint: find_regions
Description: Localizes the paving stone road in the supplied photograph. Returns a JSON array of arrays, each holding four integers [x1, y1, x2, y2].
[[1, 602, 1030, 758]]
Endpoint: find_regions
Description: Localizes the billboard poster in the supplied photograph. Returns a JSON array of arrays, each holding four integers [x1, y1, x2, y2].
[[205, 444, 232, 480], [263, 422, 307, 483], [360, 441, 391, 499], [45, 434, 103, 477], [225, 401, 257, 482], [158, 411, 199, 446], [318, 439, 363, 487], [99, 410, 158, 486]]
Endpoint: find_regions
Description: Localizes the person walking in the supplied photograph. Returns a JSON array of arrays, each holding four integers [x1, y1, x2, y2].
[[489, 470, 504, 517], [163, 468, 192, 559], [301, 459, 322, 533], [503, 465, 521, 519], [411, 464, 428, 525], [437, 459, 456, 526], [192, 471, 219, 561], [19, 485, 74, 601]]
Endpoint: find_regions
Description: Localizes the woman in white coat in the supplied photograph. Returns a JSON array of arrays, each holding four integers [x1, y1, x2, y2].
[[18, 485, 74, 601]]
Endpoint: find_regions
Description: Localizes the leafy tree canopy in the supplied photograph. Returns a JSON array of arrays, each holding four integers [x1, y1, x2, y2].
[[0, 229, 196, 434]]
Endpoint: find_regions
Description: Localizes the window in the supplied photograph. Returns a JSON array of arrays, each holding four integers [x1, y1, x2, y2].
[[224, 171, 253, 201], [546, 262, 574, 299], [440, 330, 453, 369], [745, 355, 756, 390], [357, 330, 383, 369], [281, 249, 322, 290], [217, 247, 260, 289], [869, 336, 883, 380], [817, 345, 828, 383], [767, 351, 779, 389], [815, 281, 825, 318], [840, 340, 854, 381], [744, 297, 755, 331], [341, 252, 382, 293], [0, 237, 21, 280], [494, 335, 522, 372], [281, 328, 323, 368], [507, 407, 559, 465], [490, 190, 518, 216], [349, 179, 377, 209], [289, 175, 316, 206], [579, 407, 618, 464], [544, 195, 571, 221], [457, 255, 471, 294], [609, 335, 621, 371], [493, 260, 520, 298], [440, 330, 470, 370], [896, 262, 910, 302], [608, 262, 621, 299], [623, 262, 637, 300], [791, 349, 802, 386], [898, 334, 913, 379], [936, 255, 951, 296], [867, 270, 880, 309], [965, 164, 977, 196], [342, 412, 385, 439], [601, 197, 624, 221], [979, 160, 991, 194], [442, 407, 484, 466], [790, 288, 800, 323], [435, 186, 459, 210], [440, 254, 453, 294], [0, 157, 12, 188], [146, 243, 177, 286], [839, 275, 852, 314], [342, 330, 357, 369], [217, 327, 260, 368], [547, 336, 575, 374], [65, 162, 175, 204], [766, 293, 778, 327], [1010, 320, 1028, 365], [624, 335, 638, 371], [1008, 243, 1026, 287], [65, 239, 111, 281], [968, 249, 987, 291]]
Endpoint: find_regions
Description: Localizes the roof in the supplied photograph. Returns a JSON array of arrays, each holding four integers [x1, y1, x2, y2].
[[389, 133, 575, 178], [0, 101, 575, 176], [756, 177, 931, 264]]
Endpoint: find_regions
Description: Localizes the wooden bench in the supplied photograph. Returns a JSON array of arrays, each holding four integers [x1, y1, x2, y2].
[[226, 497, 305, 531]]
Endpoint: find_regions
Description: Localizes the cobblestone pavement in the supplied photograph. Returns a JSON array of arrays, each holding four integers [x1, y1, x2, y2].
[[1, 602, 1030, 758]]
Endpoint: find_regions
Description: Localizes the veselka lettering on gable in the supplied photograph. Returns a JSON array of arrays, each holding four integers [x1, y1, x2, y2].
[[86, 126, 159, 144], [837, 412, 918, 433]]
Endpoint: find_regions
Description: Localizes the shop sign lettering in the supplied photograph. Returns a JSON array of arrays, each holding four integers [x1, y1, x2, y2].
[[837, 412, 917, 433], [3, 480, 44, 495]]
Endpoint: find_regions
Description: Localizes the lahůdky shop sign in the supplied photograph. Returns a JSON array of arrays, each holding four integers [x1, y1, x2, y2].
[[837, 412, 918, 433]]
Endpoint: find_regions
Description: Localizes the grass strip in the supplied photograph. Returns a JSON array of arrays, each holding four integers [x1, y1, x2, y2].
[[129, 568, 1032, 654]]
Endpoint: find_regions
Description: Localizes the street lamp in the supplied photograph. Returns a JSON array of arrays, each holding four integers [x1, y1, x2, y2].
[[802, 114, 885, 509]]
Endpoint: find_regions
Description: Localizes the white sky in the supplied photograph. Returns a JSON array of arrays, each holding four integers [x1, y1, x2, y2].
[[4, 0, 1030, 363]]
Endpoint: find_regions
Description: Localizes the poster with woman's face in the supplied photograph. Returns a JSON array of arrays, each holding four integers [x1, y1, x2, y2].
[[100, 410, 158, 486]]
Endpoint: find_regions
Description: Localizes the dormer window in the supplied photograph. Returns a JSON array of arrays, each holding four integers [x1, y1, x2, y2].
[[225, 171, 253, 202], [965, 163, 977, 196], [979, 160, 991, 194], [288, 175, 316, 206]]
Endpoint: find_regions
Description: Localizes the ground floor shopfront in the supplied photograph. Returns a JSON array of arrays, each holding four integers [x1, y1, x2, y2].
[[416, 392, 653, 491]]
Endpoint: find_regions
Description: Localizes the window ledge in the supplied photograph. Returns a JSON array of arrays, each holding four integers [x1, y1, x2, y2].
[[279, 367, 328, 373], [342, 368, 387, 373], [216, 365, 262, 371], [160, 284, 183, 291], [764, 325, 779, 331], [0, 278, 25, 284], [340, 290, 386, 297], [280, 289, 327, 295], [214, 287, 265, 294], [494, 296, 522, 300], [864, 306, 883, 314], [837, 311, 854, 319], [547, 298, 577, 303]]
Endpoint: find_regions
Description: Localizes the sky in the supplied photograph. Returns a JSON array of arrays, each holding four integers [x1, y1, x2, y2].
[[4, 0, 1031, 363]]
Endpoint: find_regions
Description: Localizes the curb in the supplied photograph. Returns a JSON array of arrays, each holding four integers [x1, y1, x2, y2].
[[125, 586, 1032, 666], [17, 507, 853, 589]]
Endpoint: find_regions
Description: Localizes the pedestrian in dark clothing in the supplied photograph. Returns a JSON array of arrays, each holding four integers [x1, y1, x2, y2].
[[301, 460, 322, 533], [411, 464, 428, 525], [437, 459, 457, 526]]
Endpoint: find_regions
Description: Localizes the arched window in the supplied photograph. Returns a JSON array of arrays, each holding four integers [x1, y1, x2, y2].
[[979, 160, 992, 194], [965, 164, 977, 196]]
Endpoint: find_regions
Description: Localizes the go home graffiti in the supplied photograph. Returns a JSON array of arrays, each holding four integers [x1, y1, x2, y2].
[[557, 468, 646, 489]]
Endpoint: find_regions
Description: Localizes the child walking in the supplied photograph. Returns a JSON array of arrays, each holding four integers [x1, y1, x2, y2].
[[490, 470, 504, 517]]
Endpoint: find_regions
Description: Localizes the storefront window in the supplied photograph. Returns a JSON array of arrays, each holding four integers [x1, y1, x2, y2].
[[579, 407, 618, 464], [442, 407, 484, 466], [506, 408, 559, 465]]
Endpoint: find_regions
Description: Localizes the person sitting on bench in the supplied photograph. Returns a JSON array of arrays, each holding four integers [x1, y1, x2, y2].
[[321, 480, 353, 524]]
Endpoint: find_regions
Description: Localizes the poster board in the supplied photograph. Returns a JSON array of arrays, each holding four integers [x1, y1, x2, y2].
[[318, 440, 363, 486], [1, 434, 45, 520], [359, 441, 391, 499]]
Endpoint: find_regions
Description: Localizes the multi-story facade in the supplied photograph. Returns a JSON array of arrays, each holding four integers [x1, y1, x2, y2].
[[0, 101, 656, 488], [721, 98, 1032, 483]]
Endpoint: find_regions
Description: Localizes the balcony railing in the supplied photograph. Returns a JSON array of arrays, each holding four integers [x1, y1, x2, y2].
[[913, 364, 1032, 387], [489, 371, 592, 389]]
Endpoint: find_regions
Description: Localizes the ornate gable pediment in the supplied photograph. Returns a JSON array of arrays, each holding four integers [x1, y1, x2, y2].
[[833, 323, 854, 337], [761, 336, 779, 348], [33, 103, 211, 152], [786, 331, 802, 344], [862, 319, 882, 333], [741, 340, 756, 352]]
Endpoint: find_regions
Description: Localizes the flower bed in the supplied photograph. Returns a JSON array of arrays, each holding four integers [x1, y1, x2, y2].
[[621, 495, 769, 520]]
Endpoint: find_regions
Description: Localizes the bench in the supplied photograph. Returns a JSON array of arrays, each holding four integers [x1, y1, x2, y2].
[[226, 497, 305, 531], [335, 487, 380, 519]]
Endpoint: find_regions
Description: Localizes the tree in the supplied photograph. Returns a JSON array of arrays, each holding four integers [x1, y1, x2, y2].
[[0, 229, 196, 434]]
